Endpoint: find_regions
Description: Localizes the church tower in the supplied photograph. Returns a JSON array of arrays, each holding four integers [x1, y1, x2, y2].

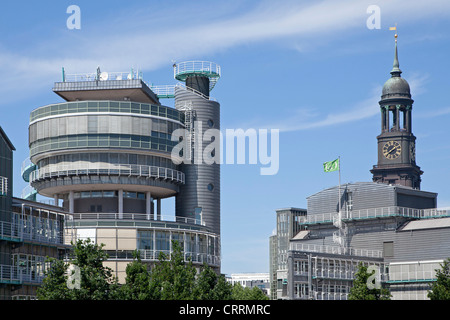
[[370, 34, 423, 189]]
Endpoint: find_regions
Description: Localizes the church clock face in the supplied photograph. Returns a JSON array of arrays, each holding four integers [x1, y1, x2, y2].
[[383, 141, 402, 160]]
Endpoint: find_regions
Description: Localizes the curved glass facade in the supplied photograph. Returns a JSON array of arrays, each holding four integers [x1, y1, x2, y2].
[[29, 101, 185, 160], [30, 134, 178, 159], [37, 153, 178, 171], [65, 222, 220, 281], [30, 100, 184, 123]]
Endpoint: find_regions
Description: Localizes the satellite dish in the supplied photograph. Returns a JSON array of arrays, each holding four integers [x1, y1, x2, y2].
[[99, 72, 109, 81]]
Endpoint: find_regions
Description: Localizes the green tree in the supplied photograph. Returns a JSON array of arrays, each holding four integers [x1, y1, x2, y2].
[[119, 250, 152, 300], [37, 238, 119, 300], [348, 262, 391, 300], [231, 283, 269, 300], [195, 262, 232, 300], [39, 238, 267, 300], [428, 258, 450, 300], [149, 240, 197, 300], [70, 238, 119, 299], [37, 258, 71, 300]]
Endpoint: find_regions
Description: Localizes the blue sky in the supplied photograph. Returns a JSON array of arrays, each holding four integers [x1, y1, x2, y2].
[[1, 0, 450, 275]]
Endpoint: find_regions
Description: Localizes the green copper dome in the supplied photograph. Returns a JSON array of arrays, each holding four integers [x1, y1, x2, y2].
[[381, 37, 411, 99]]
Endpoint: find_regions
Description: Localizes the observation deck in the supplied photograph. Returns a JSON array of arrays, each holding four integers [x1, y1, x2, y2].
[[55, 68, 160, 104], [174, 61, 221, 91]]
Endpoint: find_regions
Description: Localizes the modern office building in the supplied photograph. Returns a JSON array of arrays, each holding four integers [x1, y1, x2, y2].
[[0, 127, 69, 300], [271, 208, 306, 299], [270, 35, 450, 300], [24, 61, 222, 282]]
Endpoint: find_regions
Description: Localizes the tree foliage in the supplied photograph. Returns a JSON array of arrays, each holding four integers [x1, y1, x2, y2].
[[348, 262, 391, 300], [36, 258, 72, 300], [231, 283, 269, 300], [37, 238, 119, 300], [428, 258, 450, 300], [38, 239, 268, 300]]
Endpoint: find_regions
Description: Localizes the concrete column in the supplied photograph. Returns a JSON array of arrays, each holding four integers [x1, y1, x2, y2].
[[146, 191, 151, 220], [395, 105, 400, 131], [403, 109, 408, 131], [157, 198, 161, 220], [407, 106, 412, 132], [53, 194, 58, 207], [118, 190, 123, 219], [69, 191, 74, 214], [386, 107, 391, 132]]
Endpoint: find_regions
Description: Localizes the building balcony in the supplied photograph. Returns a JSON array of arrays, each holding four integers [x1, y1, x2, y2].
[[29, 163, 185, 198], [289, 243, 383, 259], [1, 218, 67, 247], [0, 265, 21, 285], [69, 212, 203, 226], [0, 221, 21, 242], [298, 206, 450, 225], [29, 164, 184, 185]]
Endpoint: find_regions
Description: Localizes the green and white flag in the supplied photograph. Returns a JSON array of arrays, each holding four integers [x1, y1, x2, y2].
[[323, 158, 339, 172]]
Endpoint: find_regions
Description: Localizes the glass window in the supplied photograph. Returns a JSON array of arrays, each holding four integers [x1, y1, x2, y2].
[[156, 231, 170, 251], [138, 231, 153, 250], [103, 191, 116, 198], [125, 192, 137, 198], [194, 207, 202, 224], [91, 191, 102, 198], [137, 192, 145, 200]]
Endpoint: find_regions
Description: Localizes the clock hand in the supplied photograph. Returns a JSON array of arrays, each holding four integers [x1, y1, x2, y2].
[[388, 147, 398, 154]]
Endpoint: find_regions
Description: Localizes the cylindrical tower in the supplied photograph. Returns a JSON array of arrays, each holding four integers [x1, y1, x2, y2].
[[174, 61, 221, 236], [25, 68, 221, 281]]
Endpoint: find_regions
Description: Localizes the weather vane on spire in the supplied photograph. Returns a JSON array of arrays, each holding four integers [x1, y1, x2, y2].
[[389, 23, 398, 40]]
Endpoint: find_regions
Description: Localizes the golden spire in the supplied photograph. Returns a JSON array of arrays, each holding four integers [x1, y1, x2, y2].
[[389, 24, 401, 76]]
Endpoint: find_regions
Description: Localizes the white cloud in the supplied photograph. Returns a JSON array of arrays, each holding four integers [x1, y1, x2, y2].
[[0, 0, 449, 104], [249, 70, 430, 133]]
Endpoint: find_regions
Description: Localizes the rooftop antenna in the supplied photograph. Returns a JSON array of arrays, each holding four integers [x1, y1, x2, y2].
[[99, 72, 109, 81]]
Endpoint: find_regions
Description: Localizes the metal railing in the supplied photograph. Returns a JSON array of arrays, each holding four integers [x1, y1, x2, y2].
[[0, 221, 21, 241], [138, 249, 220, 266], [0, 265, 20, 284], [63, 70, 142, 82], [0, 264, 46, 285], [70, 212, 204, 226], [1, 219, 65, 245], [174, 61, 221, 91], [153, 83, 218, 101], [29, 163, 185, 185], [289, 243, 383, 258], [299, 206, 450, 225]]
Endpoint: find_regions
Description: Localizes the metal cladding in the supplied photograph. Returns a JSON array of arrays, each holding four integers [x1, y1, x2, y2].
[[174, 86, 221, 236]]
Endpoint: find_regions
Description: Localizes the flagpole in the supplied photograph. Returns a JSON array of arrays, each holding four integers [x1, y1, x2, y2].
[[338, 156, 341, 244], [338, 156, 341, 215]]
